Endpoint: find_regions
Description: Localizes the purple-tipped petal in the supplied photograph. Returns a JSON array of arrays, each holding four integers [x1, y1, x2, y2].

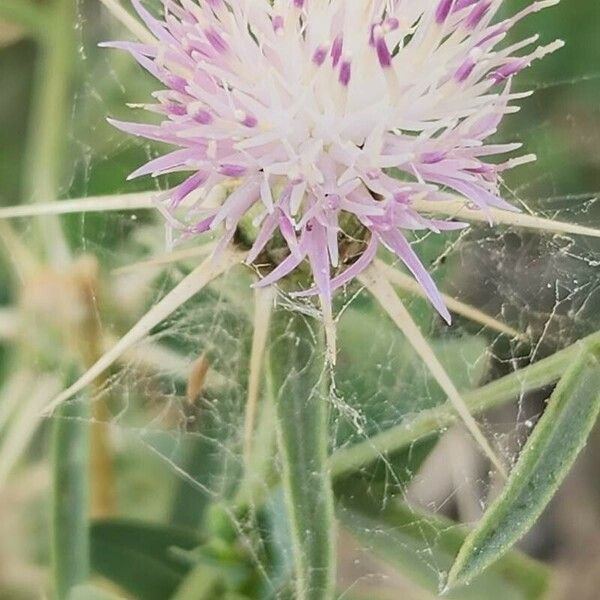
[[105, 0, 559, 321], [253, 252, 305, 289], [378, 229, 451, 324], [127, 148, 197, 180], [292, 235, 379, 298], [305, 220, 332, 303]]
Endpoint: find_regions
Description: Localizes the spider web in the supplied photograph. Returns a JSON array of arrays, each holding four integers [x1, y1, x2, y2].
[[1, 0, 599, 598]]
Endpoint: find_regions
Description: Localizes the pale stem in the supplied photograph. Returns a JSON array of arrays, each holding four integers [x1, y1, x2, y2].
[[113, 242, 217, 275], [98, 0, 156, 44], [0, 308, 18, 342], [0, 221, 39, 278], [243, 286, 275, 468], [234, 375, 277, 509], [0, 370, 33, 431], [23, 0, 75, 266], [0, 375, 61, 487], [360, 264, 507, 478], [321, 294, 337, 366], [0, 192, 156, 219], [41, 249, 243, 416], [76, 261, 117, 519], [186, 354, 210, 404]]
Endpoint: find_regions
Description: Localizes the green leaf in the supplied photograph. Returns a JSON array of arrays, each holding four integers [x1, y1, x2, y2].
[[331, 330, 600, 477], [165, 285, 253, 528], [338, 485, 550, 600], [68, 584, 125, 600], [51, 383, 90, 600], [233, 377, 278, 510], [269, 307, 336, 600], [170, 565, 222, 600], [448, 347, 600, 587], [90, 519, 201, 600], [260, 488, 295, 597], [332, 302, 488, 478], [167, 415, 236, 530], [338, 436, 440, 495], [336, 304, 489, 444], [23, 0, 76, 261]]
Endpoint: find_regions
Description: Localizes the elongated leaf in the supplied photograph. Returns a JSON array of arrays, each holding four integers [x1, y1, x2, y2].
[[339, 484, 549, 600], [51, 390, 90, 599], [90, 520, 200, 600], [261, 488, 296, 598], [330, 330, 600, 477], [234, 376, 278, 510], [448, 347, 600, 587], [269, 308, 336, 600]]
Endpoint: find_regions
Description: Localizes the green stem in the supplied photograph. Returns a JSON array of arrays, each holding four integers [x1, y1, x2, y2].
[[51, 371, 90, 599], [0, 0, 48, 39], [171, 565, 221, 600], [233, 368, 277, 510], [269, 307, 336, 600], [23, 0, 75, 265], [330, 330, 600, 478]]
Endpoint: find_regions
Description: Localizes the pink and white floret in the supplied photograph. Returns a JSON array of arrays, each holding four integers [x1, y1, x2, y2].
[[104, 0, 563, 324]]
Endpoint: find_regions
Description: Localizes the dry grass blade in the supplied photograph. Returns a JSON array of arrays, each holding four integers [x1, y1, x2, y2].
[[41, 248, 244, 416], [243, 286, 275, 466], [360, 264, 507, 478], [0, 221, 39, 276], [375, 260, 526, 341], [98, 0, 156, 44], [113, 243, 217, 275], [4, 191, 597, 242], [0, 375, 62, 487], [104, 334, 230, 388], [0, 307, 18, 341], [0, 192, 156, 219], [0, 371, 33, 431], [187, 354, 210, 404]]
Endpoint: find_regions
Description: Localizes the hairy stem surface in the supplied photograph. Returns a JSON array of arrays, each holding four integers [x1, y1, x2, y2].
[[270, 306, 336, 600]]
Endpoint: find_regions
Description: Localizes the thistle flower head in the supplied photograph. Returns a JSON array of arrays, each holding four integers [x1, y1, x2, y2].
[[106, 0, 562, 322]]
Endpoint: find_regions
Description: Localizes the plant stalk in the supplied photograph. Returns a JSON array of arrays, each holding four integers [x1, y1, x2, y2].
[[51, 370, 90, 599], [269, 306, 336, 600], [23, 0, 75, 266]]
